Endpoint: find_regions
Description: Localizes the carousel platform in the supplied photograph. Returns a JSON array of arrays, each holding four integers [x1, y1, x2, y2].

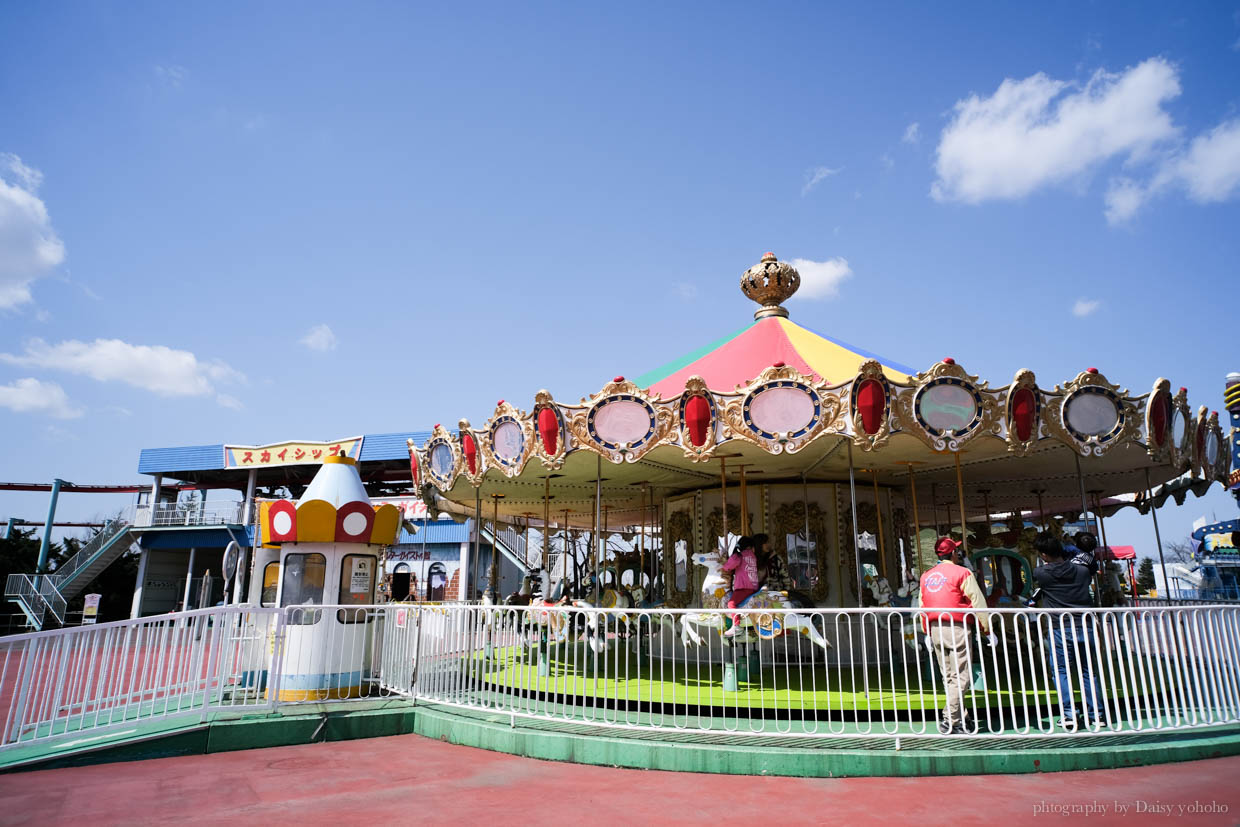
[[5, 693, 1239, 778]]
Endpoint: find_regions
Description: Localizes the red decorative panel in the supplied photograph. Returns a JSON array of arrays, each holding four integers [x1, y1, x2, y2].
[[537, 407, 559, 455], [856, 379, 885, 436], [685, 395, 711, 447], [1011, 387, 1036, 443]]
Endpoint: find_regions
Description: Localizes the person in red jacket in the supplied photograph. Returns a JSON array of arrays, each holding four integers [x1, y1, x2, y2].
[[919, 537, 993, 735]]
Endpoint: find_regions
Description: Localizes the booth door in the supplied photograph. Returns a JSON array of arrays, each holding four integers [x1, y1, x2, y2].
[[391, 563, 411, 602], [428, 563, 447, 601]]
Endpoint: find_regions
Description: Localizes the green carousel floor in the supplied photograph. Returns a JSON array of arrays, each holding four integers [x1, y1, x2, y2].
[[466, 642, 1109, 715]]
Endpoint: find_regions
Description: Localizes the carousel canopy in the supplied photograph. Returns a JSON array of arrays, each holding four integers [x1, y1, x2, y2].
[[636, 316, 914, 398], [412, 253, 1229, 530]]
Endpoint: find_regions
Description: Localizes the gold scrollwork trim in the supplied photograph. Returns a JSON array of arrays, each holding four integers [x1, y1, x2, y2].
[[1004, 369, 1040, 457], [850, 360, 894, 451], [479, 400, 536, 479]]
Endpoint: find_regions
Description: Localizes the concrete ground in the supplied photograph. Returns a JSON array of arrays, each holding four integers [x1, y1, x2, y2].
[[2, 736, 1239, 826]]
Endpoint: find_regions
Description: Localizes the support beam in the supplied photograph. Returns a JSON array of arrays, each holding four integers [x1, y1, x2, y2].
[[36, 478, 64, 575]]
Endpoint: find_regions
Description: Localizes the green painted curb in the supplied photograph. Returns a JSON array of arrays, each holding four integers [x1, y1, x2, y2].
[[408, 703, 1240, 777]]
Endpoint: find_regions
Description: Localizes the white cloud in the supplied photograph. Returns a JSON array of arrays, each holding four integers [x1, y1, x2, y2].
[[801, 166, 842, 196], [902, 122, 921, 144], [1104, 177, 1147, 224], [1072, 298, 1101, 317], [215, 393, 244, 411], [673, 283, 698, 300], [154, 64, 187, 88], [1105, 119, 1240, 224], [0, 154, 65, 310], [0, 377, 83, 419], [932, 58, 1181, 203], [1165, 119, 1240, 202], [879, 153, 895, 171], [789, 257, 852, 299], [299, 323, 338, 352], [0, 338, 245, 398]]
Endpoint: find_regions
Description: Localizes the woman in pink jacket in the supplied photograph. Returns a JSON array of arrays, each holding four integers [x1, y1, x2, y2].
[[723, 536, 759, 637]]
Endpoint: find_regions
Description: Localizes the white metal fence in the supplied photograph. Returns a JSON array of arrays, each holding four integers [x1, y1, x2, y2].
[[2, 602, 1238, 757]]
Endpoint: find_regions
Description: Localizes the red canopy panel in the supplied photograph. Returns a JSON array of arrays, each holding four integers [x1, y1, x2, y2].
[[1102, 545, 1136, 560]]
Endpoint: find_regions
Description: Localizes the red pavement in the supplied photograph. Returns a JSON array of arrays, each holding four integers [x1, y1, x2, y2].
[[2, 737, 1239, 826]]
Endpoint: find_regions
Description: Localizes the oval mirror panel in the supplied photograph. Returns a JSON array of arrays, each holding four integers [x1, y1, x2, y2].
[[749, 386, 815, 435], [493, 421, 524, 461], [1066, 393, 1119, 436], [919, 384, 977, 432], [593, 399, 653, 446]]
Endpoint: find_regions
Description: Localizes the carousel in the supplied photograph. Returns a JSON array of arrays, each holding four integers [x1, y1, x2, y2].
[[401, 253, 1232, 720], [408, 253, 1228, 607]]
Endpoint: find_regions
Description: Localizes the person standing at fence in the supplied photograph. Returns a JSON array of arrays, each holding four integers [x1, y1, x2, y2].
[[723, 536, 759, 638], [919, 537, 992, 735], [1032, 532, 1105, 731]]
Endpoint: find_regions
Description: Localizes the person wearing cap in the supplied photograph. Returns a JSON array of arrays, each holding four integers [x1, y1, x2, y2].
[[919, 536, 993, 735]]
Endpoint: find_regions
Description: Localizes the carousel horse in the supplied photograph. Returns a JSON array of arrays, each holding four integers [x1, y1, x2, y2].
[[680, 553, 830, 650]]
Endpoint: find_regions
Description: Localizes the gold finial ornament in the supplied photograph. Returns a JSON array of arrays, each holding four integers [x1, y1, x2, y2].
[[741, 252, 800, 319]]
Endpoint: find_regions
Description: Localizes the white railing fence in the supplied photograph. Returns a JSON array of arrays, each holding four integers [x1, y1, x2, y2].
[[129, 502, 244, 529], [2, 603, 1238, 756]]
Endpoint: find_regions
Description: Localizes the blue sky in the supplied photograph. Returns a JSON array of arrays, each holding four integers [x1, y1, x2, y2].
[[1, 2, 1238, 556]]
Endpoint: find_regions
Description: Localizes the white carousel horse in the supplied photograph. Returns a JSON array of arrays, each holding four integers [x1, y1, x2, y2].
[[680, 552, 830, 650]]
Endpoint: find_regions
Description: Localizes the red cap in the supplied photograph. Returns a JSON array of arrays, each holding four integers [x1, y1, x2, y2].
[[935, 537, 963, 556]]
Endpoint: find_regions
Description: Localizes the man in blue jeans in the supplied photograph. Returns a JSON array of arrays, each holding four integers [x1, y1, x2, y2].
[[1032, 532, 1105, 731]]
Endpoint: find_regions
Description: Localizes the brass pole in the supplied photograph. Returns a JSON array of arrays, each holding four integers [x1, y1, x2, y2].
[[640, 482, 648, 593], [593, 455, 602, 604], [847, 442, 863, 603], [1145, 467, 1172, 600], [953, 451, 968, 555], [871, 470, 887, 579], [738, 465, 750, 536], [719, 455, 729, 553], [906, 464, 924, 577], [1035, 489, 1047, 531], [489, 493, 505, 602], [543, 475, 551, 564], [931, 482, 940, 535], [980, 489, 992, 533]]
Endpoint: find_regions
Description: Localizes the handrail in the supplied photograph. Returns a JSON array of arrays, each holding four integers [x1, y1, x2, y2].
[[49, 519, 131, 592]]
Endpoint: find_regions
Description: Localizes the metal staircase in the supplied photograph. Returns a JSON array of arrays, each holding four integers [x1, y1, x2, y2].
[[4, 519, 135, 630]]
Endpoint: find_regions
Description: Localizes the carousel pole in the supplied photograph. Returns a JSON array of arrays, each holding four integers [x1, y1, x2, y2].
[[640, 482, 649, 595], [737, 465, 750, 536], [489, 494, 505, 602], [847, 442, 863, 603], [870, 470, 888, 580], [472, 486, 483, 600], [593, 455, 603, 605], [1093, 491, 1121, 603], [953, 451, 968, 555], [931, 482, 941, 535], [980, 490, 992, 535], [1073, 454, 1103, 607], [1144, 467, 1172, 600], [905, 463, 924, 577], [1035, 489, 1047, 531], [563, 507, 575, 596], [544, 475, 551, 571], [800, 473, 823, 602], [719, 455, 730, 552]]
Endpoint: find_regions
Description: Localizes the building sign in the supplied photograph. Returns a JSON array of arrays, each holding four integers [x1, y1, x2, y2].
[[350, 557, 373, 595], [373, 497, 427, 520], [224, 437, 363, 469], [83, 593, 101, 625]]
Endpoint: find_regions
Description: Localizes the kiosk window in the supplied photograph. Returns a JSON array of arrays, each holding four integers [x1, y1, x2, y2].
[[281, 553, 326, 625], [338, 554, 376, 623], [260, 562, 280, 607]]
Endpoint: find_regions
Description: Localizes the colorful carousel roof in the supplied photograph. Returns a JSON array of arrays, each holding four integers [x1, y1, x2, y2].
[[635, 316, 914, 398], [410, 253, 1230, 528]]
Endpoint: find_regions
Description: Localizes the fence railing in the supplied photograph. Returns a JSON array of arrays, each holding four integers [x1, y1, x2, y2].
[[0, 607, 279, 751], [129, 502, 244, 529], [3, 602, 1239, 757]]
